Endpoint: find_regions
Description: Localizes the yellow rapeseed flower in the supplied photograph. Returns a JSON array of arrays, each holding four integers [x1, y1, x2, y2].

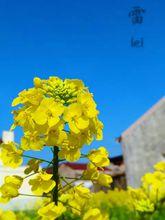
[[134, 199, 155, 213], [0, 209, 17, 220], [154, 161, 165, 172], [0, 142, 23, 168], [97, 173, 113, 187], [142, 171, 165, 203], [83, 208, 109, 220], [12, 88, 43, 107], [38, 202, 66, 220], [29, 172, 55, 195], [77, 92, 98, 118], [12, 106, 36, 132], [0, 175, 23, 203], [32, 98, 64, 128], [88, 147, 110, 167], [63, 103, 89, 134], [21, 132, 45, 151], [83, 163, 99, 181], [45, 122, 67, 147], [59, 133, 83, 161], [24, 159, 41, 175], [12, 76, 104, 160], [59, 185, 91, 215]]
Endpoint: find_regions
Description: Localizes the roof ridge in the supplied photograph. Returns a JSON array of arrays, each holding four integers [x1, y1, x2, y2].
[[122, 97, 165, 138]]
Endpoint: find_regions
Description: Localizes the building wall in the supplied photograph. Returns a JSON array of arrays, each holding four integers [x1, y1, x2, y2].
[[121, 98, 165, 187]]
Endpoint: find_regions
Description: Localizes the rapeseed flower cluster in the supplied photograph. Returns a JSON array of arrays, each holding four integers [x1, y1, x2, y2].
[[0, 76, 111, 220], [82, 161, 165, 219], [126, 161, 165, 213], [0, 175, 23, 203], [29, 172, 56, 195], [38, 202, 66, 220], [0, 76, 164, 220], [0, 142, 23, 168], [83, 208, 109, 220], [11, 76, 103, 160]]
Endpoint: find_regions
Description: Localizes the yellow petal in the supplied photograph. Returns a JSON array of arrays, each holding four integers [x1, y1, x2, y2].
[[76, 116, 89, 129], [12, 97, 22, 106], [48, 117, 60, 128], [32, 109, 47, 125]]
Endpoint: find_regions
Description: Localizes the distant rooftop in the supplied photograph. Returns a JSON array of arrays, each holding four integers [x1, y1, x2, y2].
[[117, 97, 165, 141]]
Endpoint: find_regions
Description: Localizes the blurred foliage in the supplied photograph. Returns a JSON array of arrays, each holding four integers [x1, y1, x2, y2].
[[13, 202, 165, 220]]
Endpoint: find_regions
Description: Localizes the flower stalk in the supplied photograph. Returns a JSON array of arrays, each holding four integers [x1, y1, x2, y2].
[[53, 146, 59, 206]]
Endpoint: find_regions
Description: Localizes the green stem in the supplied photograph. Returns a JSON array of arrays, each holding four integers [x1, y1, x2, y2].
[[24, 172, 37, 179], [59, 199, 81, 212], [81, 153, 87, 158], [58, 159, 66, 162], [42, 160, 53, 170], [23, 154, 52, 164], [53, 146, 59, 206], [58, 179, 77, 193], [19, 193, 50, 198], [62, 178, 74, 188], [61, 176, 80, 180]]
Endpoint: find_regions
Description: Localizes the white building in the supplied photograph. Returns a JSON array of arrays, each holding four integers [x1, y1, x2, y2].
[[118, 97, 165, 187]]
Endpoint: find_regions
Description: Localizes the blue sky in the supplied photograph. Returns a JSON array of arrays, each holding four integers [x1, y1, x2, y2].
[[0, 0, 164, 162]]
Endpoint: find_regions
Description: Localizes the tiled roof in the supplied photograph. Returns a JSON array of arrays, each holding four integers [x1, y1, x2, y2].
[[47, 162, 111, 173]]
